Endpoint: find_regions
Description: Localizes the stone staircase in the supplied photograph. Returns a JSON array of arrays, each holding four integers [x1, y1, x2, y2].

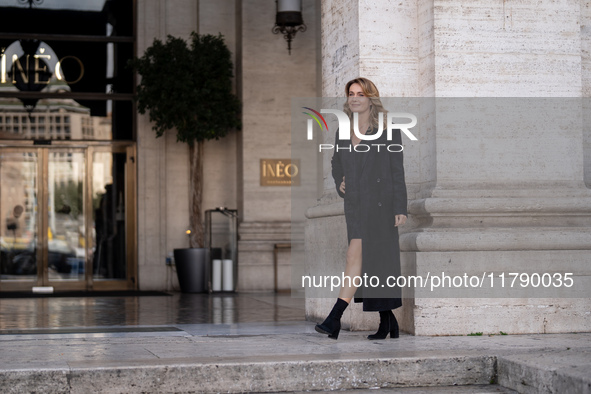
[[0, 325, 589, 393]]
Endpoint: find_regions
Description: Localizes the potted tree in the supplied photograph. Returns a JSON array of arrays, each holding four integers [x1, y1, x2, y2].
[[130, 32, 241, 292]]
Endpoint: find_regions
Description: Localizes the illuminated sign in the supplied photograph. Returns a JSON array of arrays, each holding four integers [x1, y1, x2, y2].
[[0, 41, 84, 88]]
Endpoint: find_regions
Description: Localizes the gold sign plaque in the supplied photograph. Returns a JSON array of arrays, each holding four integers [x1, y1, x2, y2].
[[260, 159, 300, 186]]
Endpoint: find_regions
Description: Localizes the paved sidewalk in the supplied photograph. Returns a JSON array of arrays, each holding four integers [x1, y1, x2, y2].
[[0, 293, 589, 393]]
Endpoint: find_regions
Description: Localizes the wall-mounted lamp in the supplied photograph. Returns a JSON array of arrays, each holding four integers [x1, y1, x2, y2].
[[17, 0, 43, 8], [272, 0, 306, 55]]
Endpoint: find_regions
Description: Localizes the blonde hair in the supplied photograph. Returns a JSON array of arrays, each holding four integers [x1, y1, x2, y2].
[[343, 77, 388, 134]]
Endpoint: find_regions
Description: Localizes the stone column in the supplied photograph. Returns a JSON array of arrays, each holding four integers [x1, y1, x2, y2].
[[309, 0, 591, 334], [405, 0, 591, 335]]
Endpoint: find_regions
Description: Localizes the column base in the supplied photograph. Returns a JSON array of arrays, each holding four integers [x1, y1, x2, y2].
[[400, 250, 591, 335]]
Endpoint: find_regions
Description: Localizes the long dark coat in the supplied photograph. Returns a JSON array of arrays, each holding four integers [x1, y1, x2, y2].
[[331, 126, 408, 311]]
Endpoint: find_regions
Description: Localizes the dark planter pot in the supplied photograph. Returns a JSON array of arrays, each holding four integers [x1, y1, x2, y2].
[[173, 248, 208, 293]]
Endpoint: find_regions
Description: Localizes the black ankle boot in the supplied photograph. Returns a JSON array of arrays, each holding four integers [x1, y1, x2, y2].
[[315, 298, 348, 339], [367, 310, 399, 340]]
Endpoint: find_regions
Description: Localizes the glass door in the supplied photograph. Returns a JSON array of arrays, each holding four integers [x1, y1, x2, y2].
[[89, 145, 136, 290], [0, 150, 39, 290], [0, 144, 136, 292], [45, 149, 87, 289]]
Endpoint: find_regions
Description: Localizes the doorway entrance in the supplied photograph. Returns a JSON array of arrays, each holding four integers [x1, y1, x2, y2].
[[0, 143, 136, 291]]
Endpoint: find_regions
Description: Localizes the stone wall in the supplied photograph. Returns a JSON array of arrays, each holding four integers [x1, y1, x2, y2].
[[137, 0, 319, 292], [237, 0, 319, 291], [137, 0, 198, 291]]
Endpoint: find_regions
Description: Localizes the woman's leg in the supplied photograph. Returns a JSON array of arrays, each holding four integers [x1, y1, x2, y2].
[[315, 238, 362, 339], [338, 238, 362, 303]]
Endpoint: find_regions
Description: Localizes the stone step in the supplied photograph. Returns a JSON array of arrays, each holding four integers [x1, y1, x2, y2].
[[5, 351, 589, 394], [1, 354, 497, 393], [290, 385, 518, 393], [1, 328, 589, 393], [498, 350, 591, 394]]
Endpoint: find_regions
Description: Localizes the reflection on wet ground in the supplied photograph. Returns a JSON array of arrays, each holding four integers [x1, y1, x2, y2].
[[0, 293, 304, 330]]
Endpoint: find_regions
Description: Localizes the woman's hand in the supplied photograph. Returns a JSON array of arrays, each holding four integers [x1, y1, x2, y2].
[[394, 214, 407, 227], [339, 176, 345, 194]]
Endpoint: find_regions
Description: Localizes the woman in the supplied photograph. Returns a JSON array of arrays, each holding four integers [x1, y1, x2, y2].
[[315, 77, 408, 340]]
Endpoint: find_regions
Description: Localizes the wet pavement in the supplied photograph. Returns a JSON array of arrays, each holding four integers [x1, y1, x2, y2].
[[0, 292, 304, 330], [0, 292, 589, 393]]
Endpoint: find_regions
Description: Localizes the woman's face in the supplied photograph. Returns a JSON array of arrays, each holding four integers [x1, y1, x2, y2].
[[348, 83, 370, 114]]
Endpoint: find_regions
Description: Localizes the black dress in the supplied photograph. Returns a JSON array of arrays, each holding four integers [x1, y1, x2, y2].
[[331, 127, 408, 311]]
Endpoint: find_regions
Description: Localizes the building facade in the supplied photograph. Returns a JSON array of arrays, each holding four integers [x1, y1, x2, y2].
[[1, 0, 589, 335], [0, 0, 318, 294], [0, 0, 136, 291]]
